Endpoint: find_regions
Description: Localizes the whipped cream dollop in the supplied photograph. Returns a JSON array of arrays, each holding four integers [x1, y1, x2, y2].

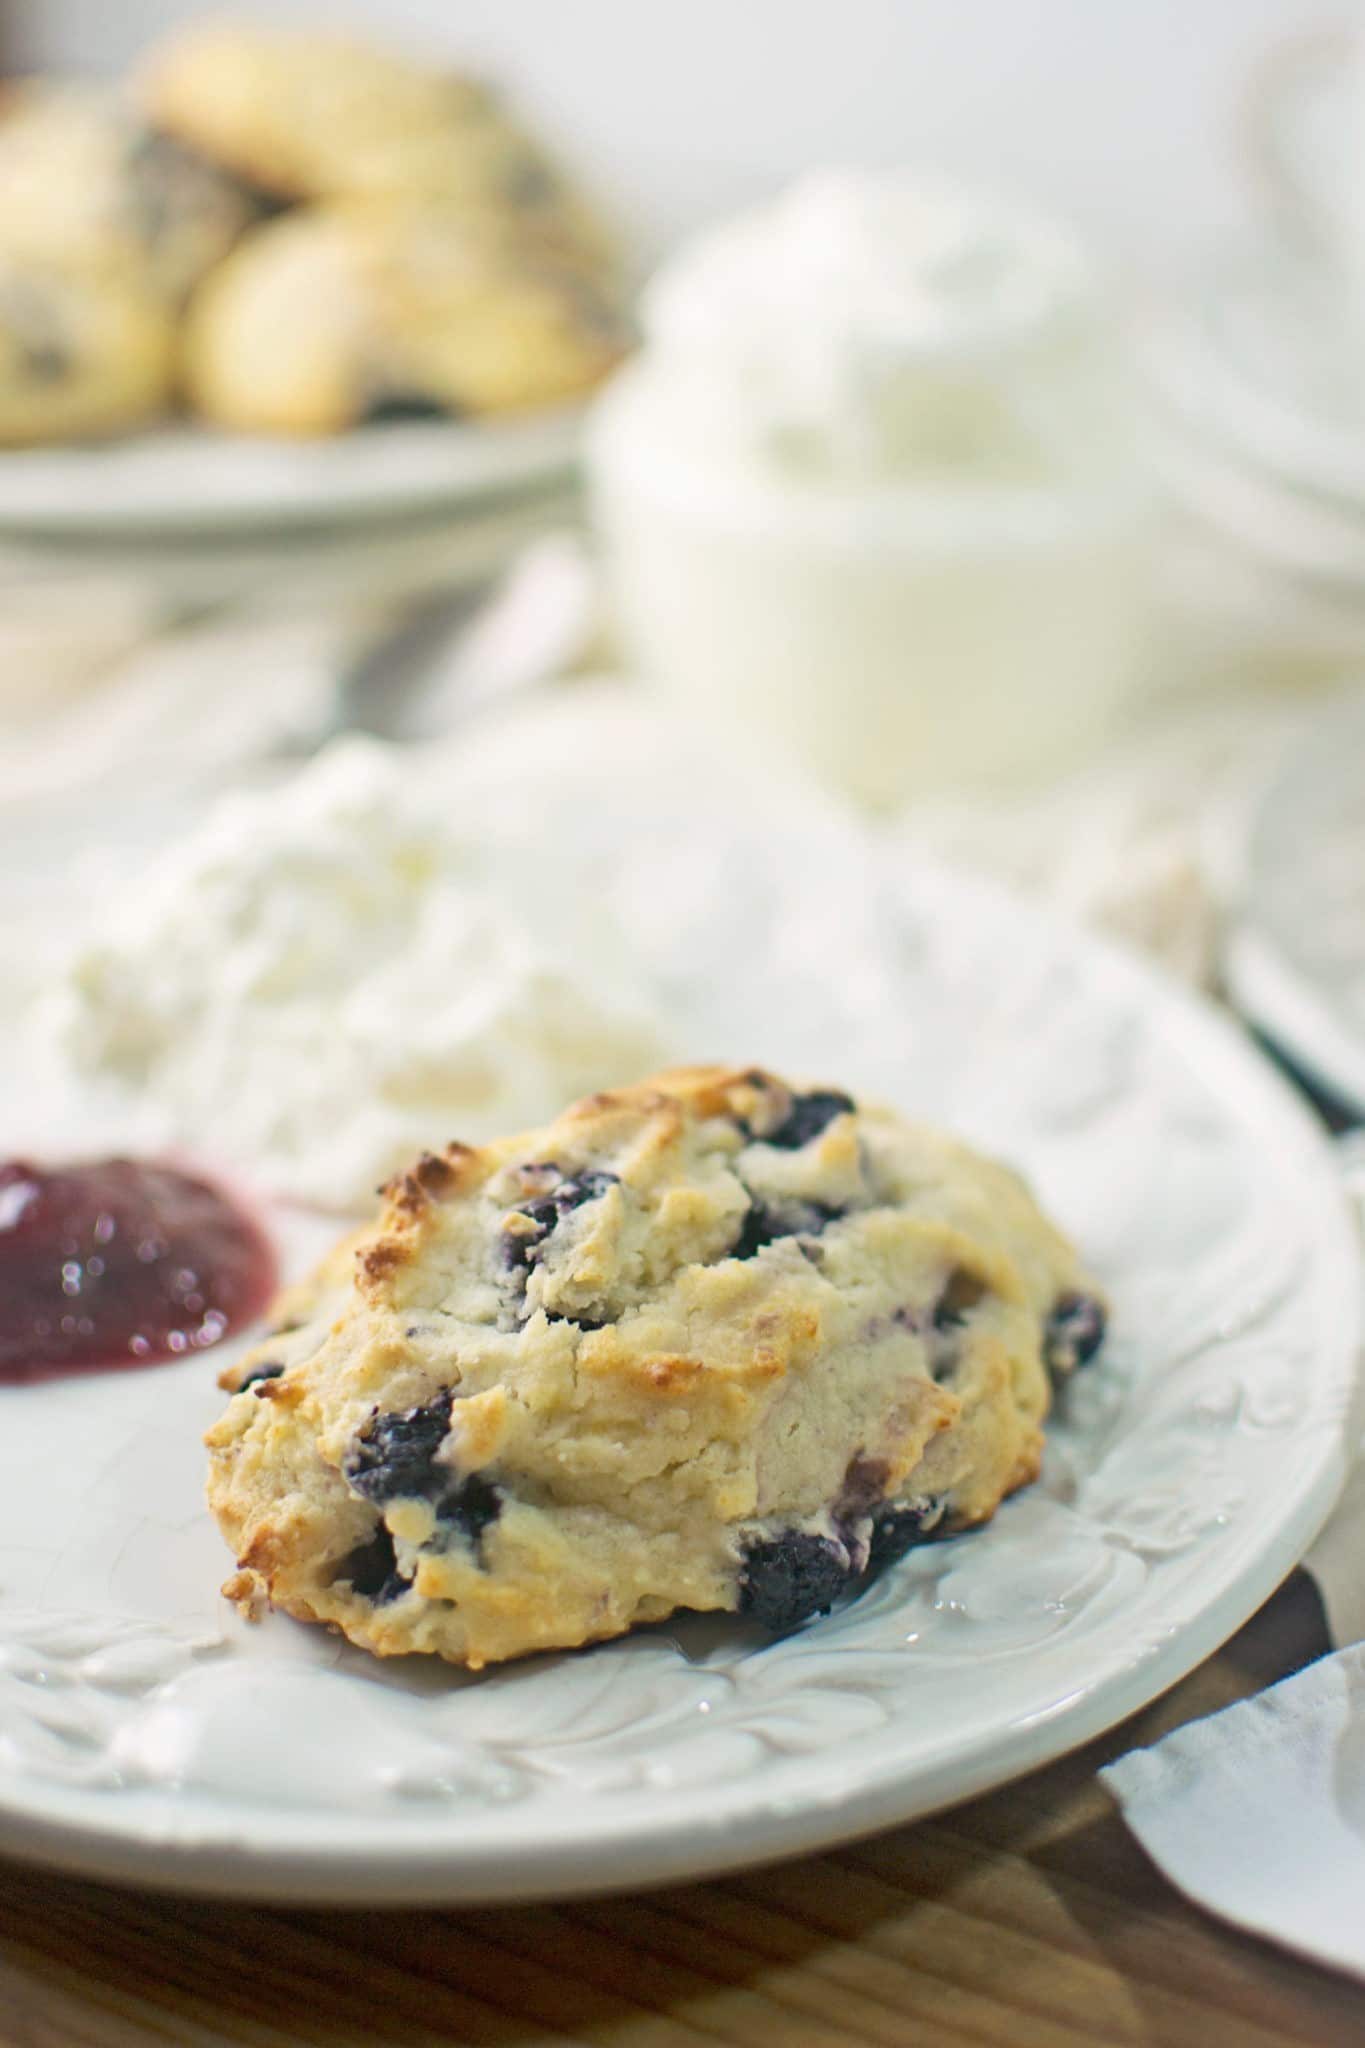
[[39, 738, 667, 1211], [637, 170, 1109, 479]]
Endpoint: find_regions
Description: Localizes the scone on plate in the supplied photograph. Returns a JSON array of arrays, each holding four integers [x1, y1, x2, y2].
[[0, 251, 174, 444], [137, 18, 501, 203], [207, 1066, 1106, 1668], [183, 204, 631, 433], [0, 23, 623, 445], [138, 21, 618, 272], [178, 209, 375, 436], [0, 81, 257, 305], [368, 208, 630, 417]]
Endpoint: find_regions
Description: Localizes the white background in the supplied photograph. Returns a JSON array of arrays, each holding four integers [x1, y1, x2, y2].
[[12, 1, 1352, 257]]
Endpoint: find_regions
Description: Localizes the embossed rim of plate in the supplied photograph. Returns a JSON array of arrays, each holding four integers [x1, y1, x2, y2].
[[0, 405, 583, 534], [0, 875, 1358, 1905]]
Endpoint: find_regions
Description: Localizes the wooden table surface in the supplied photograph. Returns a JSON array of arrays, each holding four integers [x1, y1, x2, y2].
[[1, 1571, 1359, 2048]]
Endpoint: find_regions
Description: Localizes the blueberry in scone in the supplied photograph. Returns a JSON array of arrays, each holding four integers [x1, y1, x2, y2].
[[1042, 1290, 1108, 1378], [207, 1066, 1106, 1667]]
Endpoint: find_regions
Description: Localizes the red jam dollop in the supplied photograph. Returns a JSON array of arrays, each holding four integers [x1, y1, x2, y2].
[[0, 1158, 277, 1382]]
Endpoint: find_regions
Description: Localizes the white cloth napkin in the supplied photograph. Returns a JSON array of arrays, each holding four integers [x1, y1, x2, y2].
[[1101, 1645, 1365, 1979], [1102, 1136, 1365, 1978]]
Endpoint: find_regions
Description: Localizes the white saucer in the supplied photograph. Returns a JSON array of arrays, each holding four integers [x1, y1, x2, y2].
[[0, 859, 1356, 1903]]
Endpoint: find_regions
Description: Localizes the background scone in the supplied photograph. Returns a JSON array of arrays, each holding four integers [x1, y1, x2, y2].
[[179, 209, 377, 436], [140, 19, 510, 203], [0, 252, 174, 444], [0, 21, 624, 443], [139, 21, 618, 274], [368, 208, 630, 417], [184, 204, 631, 433], [0, 82, 256, 305], [207, 1066, 1106, 1668]]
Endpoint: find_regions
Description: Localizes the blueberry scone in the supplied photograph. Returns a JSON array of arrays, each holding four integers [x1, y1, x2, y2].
[[0, 82, 257, 305], [137, 20, 492, 204], [138, 22, 616, 272], [208, 1067, 1105, 1667], [0, 252, 173, 444], [183, 205, 630, 434]]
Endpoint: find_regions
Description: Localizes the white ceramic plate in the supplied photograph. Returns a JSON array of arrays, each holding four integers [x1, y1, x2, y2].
[[1226, 688, 1365, 1117], [0, 855, 1357, 1903], [0, 407, 583, 534]]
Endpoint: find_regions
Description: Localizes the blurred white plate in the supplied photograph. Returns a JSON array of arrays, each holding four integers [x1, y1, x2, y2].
[[1143, 243, 1365, 518], [1227, 689, 1365, 1117], [0, 406, 584, 534], [1242, 26, 1355, 266], [0, 850, 1356, 1903]]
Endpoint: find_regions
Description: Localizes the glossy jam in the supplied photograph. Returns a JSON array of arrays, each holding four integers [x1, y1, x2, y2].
[[0, 1159, 276, 1382]]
